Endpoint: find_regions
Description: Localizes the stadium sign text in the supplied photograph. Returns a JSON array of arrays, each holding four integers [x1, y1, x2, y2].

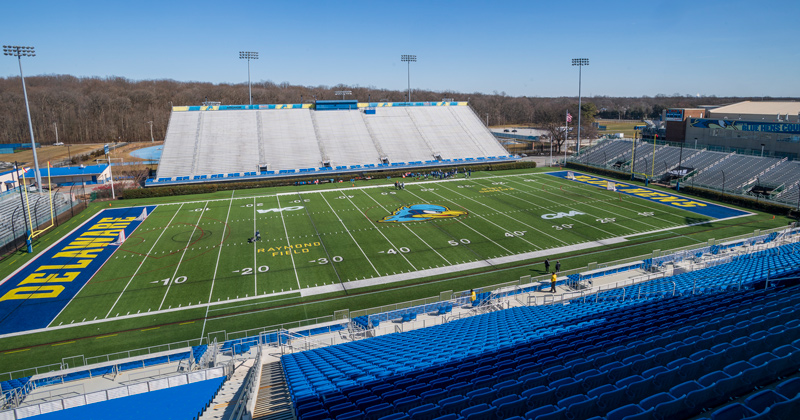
[[0, 206, 156, 335]]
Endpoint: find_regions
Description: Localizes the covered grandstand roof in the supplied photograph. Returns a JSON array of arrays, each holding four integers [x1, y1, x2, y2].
[[709, 101, 800, 117]]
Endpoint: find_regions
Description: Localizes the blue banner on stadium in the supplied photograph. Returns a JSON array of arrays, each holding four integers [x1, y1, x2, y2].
[[547, 171, 751, 219], [0, 206, 156, 335]]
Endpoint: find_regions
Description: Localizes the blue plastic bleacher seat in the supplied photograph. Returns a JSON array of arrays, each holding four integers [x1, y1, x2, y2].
[[710, 403, 758, 420]]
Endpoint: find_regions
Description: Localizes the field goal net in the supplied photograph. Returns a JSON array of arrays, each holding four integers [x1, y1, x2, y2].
[[111, 230, 126, 246], [607, 181, 616, 191]]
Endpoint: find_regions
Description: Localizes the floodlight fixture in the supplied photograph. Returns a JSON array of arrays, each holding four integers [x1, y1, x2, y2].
[[334, 90, 352, 100], [571, 58, 589, 154], [4, 45, 43, 192], [239, 51, 259, 105], [401, 54, 417, 102]]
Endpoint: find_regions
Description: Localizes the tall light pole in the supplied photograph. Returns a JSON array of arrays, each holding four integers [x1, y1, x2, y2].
[[572, 58, 589, 155], [4, 45, 43, 192], [239, 51, 258, 105], [401, 54, 416, 102], [147, 121, 154, 142]]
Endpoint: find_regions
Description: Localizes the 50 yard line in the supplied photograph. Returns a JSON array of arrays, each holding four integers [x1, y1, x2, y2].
[[105, 204, 184, 318]]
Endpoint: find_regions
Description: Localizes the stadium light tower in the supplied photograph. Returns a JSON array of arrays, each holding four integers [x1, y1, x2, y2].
[[401, 54, 416, 102], [239, 51, 258, 105], [334, 90, 352, 101], [572, 58, 589, 155], [4, 45, 43, 192]]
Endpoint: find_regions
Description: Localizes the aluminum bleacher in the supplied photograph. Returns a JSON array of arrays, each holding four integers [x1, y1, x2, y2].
[[260, 109, 323, 170], [194, 110, 260, 176], [157, 111, 200, 179], [689, 154, 785, 192], [366, 108, 436, 163], [153, 102, 513, 185], [0, 191, 75, 249], [314, 110, 381, 168]]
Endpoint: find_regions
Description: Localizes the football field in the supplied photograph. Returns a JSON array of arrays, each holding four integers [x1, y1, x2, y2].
[[0, 170, 753, 336]]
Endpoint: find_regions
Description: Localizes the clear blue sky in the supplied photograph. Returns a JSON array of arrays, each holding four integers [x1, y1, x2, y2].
[[2, 0, 799, 98]]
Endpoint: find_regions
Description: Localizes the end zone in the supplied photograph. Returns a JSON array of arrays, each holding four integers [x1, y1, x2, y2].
[[0, 206, 156, 335], [548, 171, 752, 219]]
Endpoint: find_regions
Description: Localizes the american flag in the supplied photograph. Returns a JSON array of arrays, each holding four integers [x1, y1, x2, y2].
[[566, 112, 573, 123]]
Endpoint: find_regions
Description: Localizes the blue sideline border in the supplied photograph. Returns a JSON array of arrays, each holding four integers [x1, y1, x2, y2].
[[547, 171, 751, 220], [0, 206, 157, 335]]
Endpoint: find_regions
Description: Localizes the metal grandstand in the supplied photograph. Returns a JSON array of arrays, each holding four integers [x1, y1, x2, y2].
[[151, 101, 514, 186], [572, 139, 800, 208]]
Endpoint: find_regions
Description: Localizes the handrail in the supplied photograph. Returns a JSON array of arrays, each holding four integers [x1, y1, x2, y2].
[[229, 347, 262, 420]]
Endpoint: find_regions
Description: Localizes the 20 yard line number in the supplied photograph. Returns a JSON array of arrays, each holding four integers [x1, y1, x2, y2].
[[236, 266, 270, 275]]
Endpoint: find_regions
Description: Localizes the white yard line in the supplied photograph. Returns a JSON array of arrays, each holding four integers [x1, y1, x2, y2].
[[360, 189, 451, 265], [158, 201, 209, 311], [252, 197, 258, 296], [319, 191, 381, 276], [538, 175, 690, 227], [404, 188, 515, 255], [492, 178, 622, 236], [207, 191, 235, 304], [437, 182, 568, 247], [343, 194, 417, 271], [276, 195, 302, 292], [105, 204, 183, 318]]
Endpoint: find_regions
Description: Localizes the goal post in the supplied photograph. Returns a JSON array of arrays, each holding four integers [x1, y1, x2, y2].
[[606, 181, 616, 191], [567, 171, 575, 180]]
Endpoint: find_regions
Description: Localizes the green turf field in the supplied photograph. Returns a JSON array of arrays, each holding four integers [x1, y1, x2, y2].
[[48, 171, 726, 328], [0, 168, 791, 376]]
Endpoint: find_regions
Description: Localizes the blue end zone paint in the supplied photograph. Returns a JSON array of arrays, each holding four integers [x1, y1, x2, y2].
[[0, 206, 156, 335], [547, 171, 750, 219]]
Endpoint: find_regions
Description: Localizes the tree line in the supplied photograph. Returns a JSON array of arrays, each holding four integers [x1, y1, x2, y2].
[[0, 74, 789, 147]]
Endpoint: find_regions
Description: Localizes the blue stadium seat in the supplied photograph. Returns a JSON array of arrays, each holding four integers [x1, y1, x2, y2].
[[710, 403, 758, 420]]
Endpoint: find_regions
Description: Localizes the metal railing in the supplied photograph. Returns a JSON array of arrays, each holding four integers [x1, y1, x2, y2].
[[229, 346, 262, 420]]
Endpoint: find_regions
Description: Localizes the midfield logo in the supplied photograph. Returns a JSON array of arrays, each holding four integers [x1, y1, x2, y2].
[[378, 204, 467, 223]]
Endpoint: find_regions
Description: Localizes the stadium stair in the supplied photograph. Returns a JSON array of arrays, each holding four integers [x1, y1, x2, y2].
[[253, 361, 294, 420]]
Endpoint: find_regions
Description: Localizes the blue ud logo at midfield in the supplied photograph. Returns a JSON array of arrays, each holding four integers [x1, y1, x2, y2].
[[378, 204, 467, 223]]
